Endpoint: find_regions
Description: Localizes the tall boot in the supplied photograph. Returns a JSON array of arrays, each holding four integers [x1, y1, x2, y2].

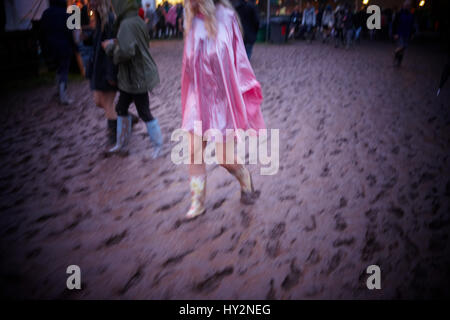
[[107, 119, 117, 146], [186, 175, 207, 219], [394, 48, 404, 67], [108, 115, 132, 154], [397, 50, 404, 66], [130, 113, 139, 126], [145, 119, 163, 159], [59, 82, 73, 105], [225, 165, 260, 205]]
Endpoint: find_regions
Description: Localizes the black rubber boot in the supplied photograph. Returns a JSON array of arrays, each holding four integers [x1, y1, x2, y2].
[[394, 48, 404, 67], [130, 113, 139, 127], [107, 119, 117, 146]]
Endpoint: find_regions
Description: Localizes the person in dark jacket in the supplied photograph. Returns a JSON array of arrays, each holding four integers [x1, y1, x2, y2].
[[289, 5, 302, 40], [232, 0, 260, 59], [87, 0, 119, 146], [343, 3, 354, 49], [393, 0, 414, 67], [41, 0, 74, 105], [334, 4, 345, 48]]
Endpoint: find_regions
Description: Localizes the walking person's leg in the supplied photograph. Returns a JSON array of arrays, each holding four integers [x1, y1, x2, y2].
[[215, 139, 260, 205], [244, 43, 254, 60], [133, 92, 163, 158], [394, 37, 407, 67], [57, 54, 73, 105], [186, 132, 207, 219], [108, 90, 133, 153], [94, 90, 118, 145], [345, 29, 353, 49]]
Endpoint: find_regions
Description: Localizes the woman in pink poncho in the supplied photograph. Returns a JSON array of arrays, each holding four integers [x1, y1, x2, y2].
[[181, 0, 265, 219]]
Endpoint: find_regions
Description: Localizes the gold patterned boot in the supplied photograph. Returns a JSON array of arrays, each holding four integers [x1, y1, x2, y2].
[[186, 175, 206, 219]]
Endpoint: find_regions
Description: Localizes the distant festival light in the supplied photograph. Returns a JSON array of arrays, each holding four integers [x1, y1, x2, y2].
[[419, 0, 425, 6], [89, 10, 94, 17], [363, 0, 369, 5]]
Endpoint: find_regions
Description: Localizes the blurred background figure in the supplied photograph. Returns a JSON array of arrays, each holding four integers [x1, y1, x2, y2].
[[437, 56, 449, 96], [176, 3, 184, 38], [156, 4, 166, 38], [333, 4, 345, 48], [166, 2, 178, 37], [301, 1, 316, 43], [40, 0, 75, 105], [232, 0, 260, 59], [343, 3, 354, 49], [145, 2, 157, 39], [77, 0, 94, 77], [353, 6, 365, 44], [437, 29, 450, 96], [321, 4, 334, 43], [393, 0, 415, 67], [288, 5, 301, 40], [138, 2, 146, 20]]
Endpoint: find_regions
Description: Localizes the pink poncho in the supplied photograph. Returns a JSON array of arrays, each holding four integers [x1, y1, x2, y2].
[[181, 4, 265, 138]]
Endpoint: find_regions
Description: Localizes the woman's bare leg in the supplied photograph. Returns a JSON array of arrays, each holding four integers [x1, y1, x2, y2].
[[93, 90, 117, 119], [103, 91, 117, 120], [94, 90, 118, 145], [215, 139, 257, 204]]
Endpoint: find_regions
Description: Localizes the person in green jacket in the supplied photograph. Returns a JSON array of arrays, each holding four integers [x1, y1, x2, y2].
[[102, 0, 163, 158]]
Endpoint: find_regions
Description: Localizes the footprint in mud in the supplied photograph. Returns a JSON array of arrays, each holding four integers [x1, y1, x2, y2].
[[388, 204, 405, 219], [193, 266, 234, 294], [266, 279, 276, 299], [270, 222, 286, 239], [97, 230, 128, 250], [119, 265, 144, 296], [211, 226, 227, 240], [320, 163, 330, 177], [332, 237, 355, 248], [238, 240, 257, 258], [281, 259, 302, 291], [212, 198, 227, 210], [306, 248, 321, 265], [26, 247, 42, 259], [304, 215, 316, 232], [365, 208, 378, 223], [361, 225, 384, 262], [162, 249, 194, 268], [324, 250, 344, 275], [240, 210, 251, 229], [265, 240, 280, 259], [156, 196, 184, 213]]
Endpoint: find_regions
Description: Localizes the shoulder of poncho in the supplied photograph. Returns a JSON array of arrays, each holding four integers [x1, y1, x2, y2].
[[216, 4, 236, 21]]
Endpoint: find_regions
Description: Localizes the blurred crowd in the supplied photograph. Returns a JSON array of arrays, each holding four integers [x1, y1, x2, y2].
[[141, 1, 185, 39], [26, 0, 450, 105], [276, 0, 426, 49]]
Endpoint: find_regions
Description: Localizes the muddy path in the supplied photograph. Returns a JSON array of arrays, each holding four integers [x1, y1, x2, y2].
[[0, 40, 449, 299]]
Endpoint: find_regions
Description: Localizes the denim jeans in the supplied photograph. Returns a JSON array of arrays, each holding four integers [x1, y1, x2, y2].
[[245, 43, 254, 60]]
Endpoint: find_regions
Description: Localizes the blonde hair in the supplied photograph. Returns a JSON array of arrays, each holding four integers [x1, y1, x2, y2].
[[97, 0, 113, 31], [184, 0, 241, 39]]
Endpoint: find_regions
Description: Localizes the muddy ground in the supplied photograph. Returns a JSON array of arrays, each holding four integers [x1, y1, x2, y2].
[[0, 39, 449, 299]]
